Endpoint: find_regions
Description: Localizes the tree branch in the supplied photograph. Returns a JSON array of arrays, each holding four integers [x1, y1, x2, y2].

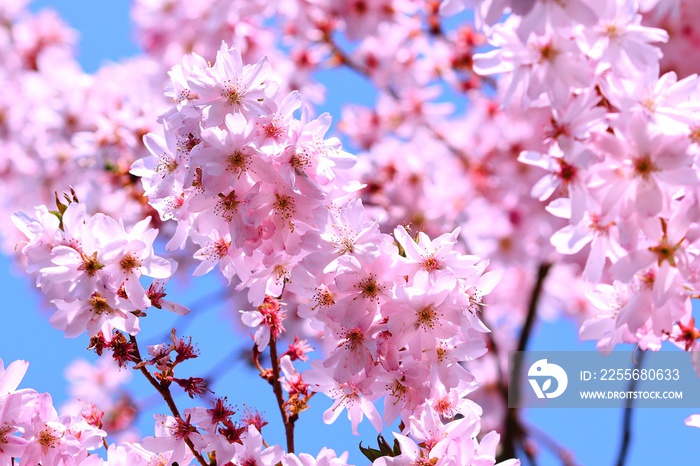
[[269, 335, 296, 453], [499, 262, 552, 462], [320, 32, 473, 166], [524, 423, 578, 466], [149, 287, 229, 345], [129, 335, 209, 466], [614, 350, 646, 466]]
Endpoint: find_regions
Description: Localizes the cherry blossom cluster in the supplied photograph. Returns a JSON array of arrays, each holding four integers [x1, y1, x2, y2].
[[0, 357, 283, 466], [11, 197, 185, 339], [132, 41, 358, 298], [0, 1, 171, 256], [129, 39, 517, 465], [639, 0, 700, 80], [461, 0, 700, 354], [7, 0, 700, 463], [61, 358, 138, 440], [0, 358, 106, 466]]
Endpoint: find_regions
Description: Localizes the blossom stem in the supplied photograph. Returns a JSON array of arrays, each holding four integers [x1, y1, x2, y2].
[[269, 335, 296, 453], [128, 335, 209, 466]]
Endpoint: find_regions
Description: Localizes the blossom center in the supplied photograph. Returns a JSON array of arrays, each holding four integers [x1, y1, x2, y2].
[[227, 150, 249, 176], [273, 264, 291, 284], [37, 425, 61, 454], [90, 292, 112, 314], [215, 191, 241, 221], [156, 155, 178, 177], [120, 253, 142, 272], [78, 251, 105, 276], [557, 158, 577, 183], [421, 255, 442, 272], [416, 305, 439, 329], [313, 288, 336, 309], [222, 81, 244, 106], [605, 23, 621, 38], [274, 194, 295, 226], [264, 120, 283, 139], [172, 417, 197, 440], [290, 151, 311, 170], [690, 126, 700, 144], [357, 275, 383, 301], [179, 132, 200, 153], [206, 238, 230, 259], [633, 154, 657, 179], [537, 42, 559, 62], [386, 377, 407, 402], [0, 423, 13, 444], [342, 328, 365, 349]]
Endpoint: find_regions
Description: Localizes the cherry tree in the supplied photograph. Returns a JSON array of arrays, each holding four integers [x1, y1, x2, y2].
[[2, 0, 700, 465]]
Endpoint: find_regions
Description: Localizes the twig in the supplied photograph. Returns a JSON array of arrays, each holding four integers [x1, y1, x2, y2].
[[479, 315, 508, 401], [525, 423, 578, 466], [614, 350, 646, 466], [321, 32, 472, 165], [269, 335, 296, 453], [499, 262, 552, 462], [522, 441, 538, 466], [135, 346, 245, 410], [518, 263, 553, 354], [148, 287, 229, 345], [129, 335, 209, 466]]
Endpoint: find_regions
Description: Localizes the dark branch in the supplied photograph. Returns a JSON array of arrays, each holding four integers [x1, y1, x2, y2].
[[499, 262, 552, 462], [269, 335, 296, 453], [524, 423, 578, 466], [615, 350, 646, 466], [149, 287, 229, 345], [129, 335, 209, 466]]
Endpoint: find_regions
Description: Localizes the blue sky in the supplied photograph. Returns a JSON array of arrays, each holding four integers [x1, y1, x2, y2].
[[2, 1, 698, 465]]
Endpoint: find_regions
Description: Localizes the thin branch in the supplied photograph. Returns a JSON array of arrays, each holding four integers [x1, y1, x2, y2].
[[135, 346, 246, 410], [522, 441, 538, 466], [321, 32, 472, 165], [203, 347, 246, 382], [525, 423, 578, 466], [479, 315, 509, 401], [499, 262, 552, 462], [614, 350, 646, 466], [148, 287, 229, 345], [129, 335, 209, 466], [518, 262, 553, 354], [269, 335, 296, 453]]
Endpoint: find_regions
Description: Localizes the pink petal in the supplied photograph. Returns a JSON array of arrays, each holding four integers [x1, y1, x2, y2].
[[0, 360, 28, 395]]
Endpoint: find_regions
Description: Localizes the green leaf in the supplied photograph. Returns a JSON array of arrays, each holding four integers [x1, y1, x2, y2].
[[359, 443, 386, 462], [393, 437, 402, 456], [49, 210, 64, 231], [377, 435, 394, 456], [359, 435, 402, 461]]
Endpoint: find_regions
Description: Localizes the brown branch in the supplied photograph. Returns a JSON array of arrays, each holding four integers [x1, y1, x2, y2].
[[524, 423, 578, 466], [129, 335, 209, 466], [615, 350, 646, 466], [499, 262, 552, 462], [269, 335, 296, 453], [480, 315, 509, 401], [320, 32, 472, 166], [148, 287, 229, 345]]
